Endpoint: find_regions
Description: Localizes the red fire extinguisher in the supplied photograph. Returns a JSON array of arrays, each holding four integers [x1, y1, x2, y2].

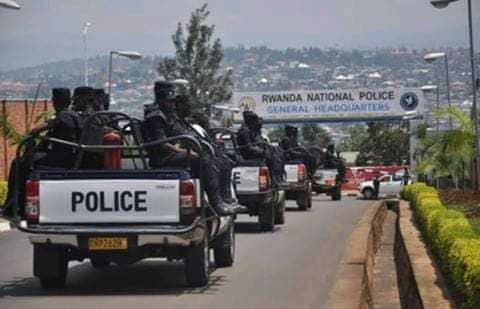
[[103, 131, 122, 169]]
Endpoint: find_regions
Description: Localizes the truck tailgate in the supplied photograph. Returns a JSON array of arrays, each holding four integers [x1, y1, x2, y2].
[[39, 179, 180, 224], [232, 166, 259, 192]]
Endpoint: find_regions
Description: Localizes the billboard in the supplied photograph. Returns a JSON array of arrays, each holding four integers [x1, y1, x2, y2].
[[232, 88, 424, 123]]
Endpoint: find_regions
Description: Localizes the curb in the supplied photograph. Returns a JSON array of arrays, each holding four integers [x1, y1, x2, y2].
[[0, 218, 11, 232], [327, 200, 387, 309], [395, 200, 454, 308]]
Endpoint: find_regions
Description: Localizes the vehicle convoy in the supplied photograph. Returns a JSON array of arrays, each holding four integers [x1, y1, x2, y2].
[[12, 112, 236, 288], [359, 173, 410, 199], [214, 129, 286, 231]]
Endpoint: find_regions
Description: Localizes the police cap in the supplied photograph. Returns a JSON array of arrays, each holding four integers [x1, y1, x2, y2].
[[52, 88, 71, 101], [73, 86, 94, 98], [154, 81, 176, 101], [285, 125, 298, 134]]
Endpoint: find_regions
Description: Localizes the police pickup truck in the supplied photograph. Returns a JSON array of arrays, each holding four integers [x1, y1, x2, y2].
[[283, 161, 312, 210], [312, 169, 342, 201], [12, 112, 235, 288], [214, 130, 285, 232]]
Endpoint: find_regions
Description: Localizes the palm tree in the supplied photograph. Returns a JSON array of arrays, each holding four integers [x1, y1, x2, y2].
[[417, 106, 474, 188]]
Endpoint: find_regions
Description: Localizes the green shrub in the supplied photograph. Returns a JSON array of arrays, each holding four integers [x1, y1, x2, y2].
[[448, 239, 480, 308], [403, 183, 480, 308], [0, 181, 7, 207]]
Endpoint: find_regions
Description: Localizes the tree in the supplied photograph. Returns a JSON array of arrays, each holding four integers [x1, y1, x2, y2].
[[267, 126, 286, 143], [157, 4, 233, 122], [416, 107, 474, 186], [301, 124, 331, 147], [337, 124, 369, 152], [355, 122, 409, 166]]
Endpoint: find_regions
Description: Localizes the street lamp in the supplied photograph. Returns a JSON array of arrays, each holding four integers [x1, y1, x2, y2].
[[421, 85, 440, 132], [430, 0, 479, 189], [0, 0, 20, 9], [424, 52, 452, 128], [107, 51, 143, 104], [82, 22, 92, 86]]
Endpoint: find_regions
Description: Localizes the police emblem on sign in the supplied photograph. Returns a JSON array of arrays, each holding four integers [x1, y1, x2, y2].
[[400, 92, 419, 111], [239, 96, 256, 112]]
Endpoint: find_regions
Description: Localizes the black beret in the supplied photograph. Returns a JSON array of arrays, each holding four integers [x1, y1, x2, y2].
[[154, 81, 176, 99], [285, 125, 297, 133], [73, 86, 94, 97], [93, 88, 106, 96], [52, 88, 70, 99], [243, 110, 258, 119]]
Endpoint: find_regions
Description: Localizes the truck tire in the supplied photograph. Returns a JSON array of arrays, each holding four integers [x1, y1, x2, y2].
[[34, 245, 68, 289], [275, 198, 286, 225], [90, 256, 111, 268], [185, 232, 209, 287], [213, 223, 235, 267], [258, 202, 275, 231], [296, 191, 310, 211], [362, 188, 374, 200]]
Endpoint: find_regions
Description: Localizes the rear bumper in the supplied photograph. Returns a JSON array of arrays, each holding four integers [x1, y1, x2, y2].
[[236, 190, 274, 207], [17, 219, 207, 247], [312, 182, 337, 192], [282, 181, 309, 192]]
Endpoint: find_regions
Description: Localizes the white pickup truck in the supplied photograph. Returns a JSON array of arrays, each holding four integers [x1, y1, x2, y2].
[[283, 162, 312, 210], [359, 174, 410, 199], [232, 160, 286, 231], [13, 112, 236, 288], [312, 169, 342, 201], [213, 129, 285, 231]]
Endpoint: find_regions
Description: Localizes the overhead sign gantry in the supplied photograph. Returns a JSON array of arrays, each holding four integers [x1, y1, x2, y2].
[[232, 88, 424, 123]]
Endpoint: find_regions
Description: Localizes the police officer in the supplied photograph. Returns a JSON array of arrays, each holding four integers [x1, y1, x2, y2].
[[324, 144, 337, 169], [33, 88, 82, 168], [237, 111, 265, 160], [2, 88, 79, 218], [71, 86, 106, 169], [280, 125, 316, 178], [174, 88, 238, 203], [323, 143, 346, 184], [237, 111, 284, 185], [143, 81, 245, 216]]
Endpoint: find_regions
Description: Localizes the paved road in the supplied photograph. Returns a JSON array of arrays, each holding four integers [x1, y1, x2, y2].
[[0, 196, 371, 309]]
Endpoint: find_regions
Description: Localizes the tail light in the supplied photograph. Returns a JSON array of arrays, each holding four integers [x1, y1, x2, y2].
[[259, 167, 270, 191], [25, 180, 39, 223], [298, 164, 306, 183], [180, 180, 197, 208], [103, 132, 122, 169]]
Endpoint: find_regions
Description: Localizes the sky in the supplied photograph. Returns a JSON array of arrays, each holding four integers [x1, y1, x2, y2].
[[0, 0, 479, 71]]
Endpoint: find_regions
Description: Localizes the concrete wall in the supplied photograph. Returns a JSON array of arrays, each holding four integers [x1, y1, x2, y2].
[[0, 100, 52, 180]]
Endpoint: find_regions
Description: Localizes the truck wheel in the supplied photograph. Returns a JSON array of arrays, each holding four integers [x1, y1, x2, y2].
[[258, 202, 275, 231], [34, 245, 68, 289], [213, 223, 235, 267], [185, 232, 209, 287], [90, 256, 110, 268], [362, 188, 374, 200], [275, 198, 286, 225], [296, 192, 309, 211]]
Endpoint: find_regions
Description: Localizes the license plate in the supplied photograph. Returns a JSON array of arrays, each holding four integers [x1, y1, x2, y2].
[[88, 237, 128, 250]]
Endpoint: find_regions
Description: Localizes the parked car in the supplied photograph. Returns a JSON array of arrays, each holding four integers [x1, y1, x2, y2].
[[359, 174, 410, 199]]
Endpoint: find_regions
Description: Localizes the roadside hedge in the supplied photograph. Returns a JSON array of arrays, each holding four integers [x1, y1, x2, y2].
[[402, 183, 480, 308], [0, 181, 7, 207]]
